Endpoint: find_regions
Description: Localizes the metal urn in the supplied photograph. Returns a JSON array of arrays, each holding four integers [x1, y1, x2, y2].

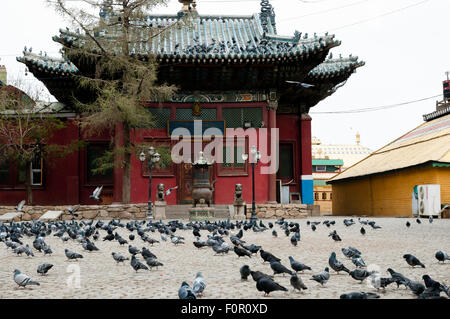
[[191, 151, 214, 207]]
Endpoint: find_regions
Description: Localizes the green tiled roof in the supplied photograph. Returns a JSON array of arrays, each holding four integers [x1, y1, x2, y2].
[[312, 159, 344, 166], [16, 51, 79, 75], [307, 55, 365, 80]]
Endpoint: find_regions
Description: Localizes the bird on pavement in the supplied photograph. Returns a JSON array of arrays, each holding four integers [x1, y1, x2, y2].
[[65, 249, 83, 261], [360, 227, 366, 235], [329, 252, 350, 274], [435, 251, 450, 263], [403, 254, 426, 268], [145, 257, 163, 270], [416, 218, 421, 224], [128, 245, 140, 255], [37, 263, 53, 276], [250, 270, 274, 282], [387, 268, 410, 288], [260, 249, 281, 263], [349, 269, 374, 283], [406, 221, 411, 228], [310, 267, 330, 286], [288, 256, 312, 273], [240, 265, 251, 280], [112, 252, 129, 264], [13, 269, 40, 288], [290, 273, 307, 293], [67, 205, 80, 217], [272, 230, 277, 237], [256, 277, 288, 297], [352, 256, 367, 268], [130, 255, 148, 272], [193, 272, 206, 297], [270, 259, 293, 276], [406, 280, 426, 296], [178, 281, 196, 299], [234, 245, 252, 258]]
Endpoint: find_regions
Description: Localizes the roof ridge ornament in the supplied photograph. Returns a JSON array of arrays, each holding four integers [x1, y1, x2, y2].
[[260, 0, 276, 34], [178, 0, 197, 15]]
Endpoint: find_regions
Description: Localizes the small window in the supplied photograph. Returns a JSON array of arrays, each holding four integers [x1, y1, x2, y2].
[[314, 192, 319, 201], [0, 160, 10, 185], [86, 143, 113, 184], [316, 165, 326, 172], [217, 137, 248, 176], [30, 153, 43, 186], [330, 193, 332, 200], [277, 143, 294, 181], [322, 192, 327, 200]]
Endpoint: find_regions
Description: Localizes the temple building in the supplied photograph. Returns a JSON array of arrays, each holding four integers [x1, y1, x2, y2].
[[4, 0, 364, 206]]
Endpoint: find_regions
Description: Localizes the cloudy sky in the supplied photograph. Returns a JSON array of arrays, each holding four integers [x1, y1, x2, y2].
[[1, 0, 448, 150]]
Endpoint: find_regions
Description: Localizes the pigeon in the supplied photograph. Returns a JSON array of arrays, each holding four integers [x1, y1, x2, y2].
[[403, 254, 425, 268], [145, 257, 163, 270], [290, 235, 298, 247], [272, 230, 277, 237], [129, 234, 135, 241], [67, 205, 80, 217], [342, 247, 358, 259], [193, 272, 206, 297], [340, 292, 380, 299], [234, 246, 252, 258], [270, 260, 293, 276], [256, 277, 288, 297], [429, 216, 433, 223], [387, 268, 410, 288], [370, 273, 395, 290], [130, 255, 148, 272], [311, 224, 316, 231], [89, 186, 103, 202], [360, 227, 366, 235], [260, 249, 281, 263], [416, 218, 421, 224], [141, 247, 157, 259], [13, 269, 40, 288], [422, 275, 443, 290], [329, 252, 350, 274], [352, 256, 367, 268], [165, 186, 178, 196], [178, 281, 196, 299], [171, 236, 184, 245], [240, 265, 251, 280], [435, 251, 450, 263], [290, 274, 307, 293], [406, 221, 411, 228], [15, 200, 26, 212], [42, 245, 53, 255], [117, 237, 128, 246], [349, 269, 374, 283], [242, 244, 261, 254], [418, 282, 443, 299], [128, 245, 140, 255], [329, 231, 342, 242], [112, 252, 129, 264], [65, 249, 83, 261], [406, 280, 426, 296], [37, 263, 53, 276], [24, 244, 34, 257], [13, 246, 26, 256], [250, 270, 274, 282], [310, 267, 330, 286], [288, 256, 311, 273]]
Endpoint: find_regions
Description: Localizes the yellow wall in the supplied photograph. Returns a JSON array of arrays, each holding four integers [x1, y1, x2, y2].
[[313, 185, 332, 213], [331, 166, 450, 217]]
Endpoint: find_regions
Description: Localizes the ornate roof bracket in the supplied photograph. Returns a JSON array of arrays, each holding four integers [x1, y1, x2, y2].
[[260, 0, 276, 34], [267, 90, 278, 110]]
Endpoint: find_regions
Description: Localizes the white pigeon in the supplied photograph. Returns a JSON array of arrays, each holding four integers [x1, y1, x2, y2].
[[13, 269, 40, 288], [89, 186, 103, 202], [193, 272, 206, 297], [15, 200, 26, 212], [165, 186, 178, 196]]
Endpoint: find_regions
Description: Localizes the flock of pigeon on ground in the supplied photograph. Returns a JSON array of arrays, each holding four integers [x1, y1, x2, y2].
[[1, 206, 449, 299]]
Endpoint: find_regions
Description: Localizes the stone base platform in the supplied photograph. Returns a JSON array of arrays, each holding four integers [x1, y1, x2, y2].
[[189, 207, 215, 221]]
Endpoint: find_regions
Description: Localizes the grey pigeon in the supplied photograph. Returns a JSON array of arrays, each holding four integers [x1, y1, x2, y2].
[[310, 267, 330, 286], [13, 269, 40, 288], [387, 268, 410, 288], [250, 270, 274, 282], [290, 273, 307, 292], [418, 282, 442, 299], [407, 280, 426, 296], [15, 200, 26, 212], [42, 245, 53, 255], [89, 186, 103, 202], [112, 252, 129, 264], [435, 251, 450, 263], [370, 273, 396, 290], [256, 277, 287, 297], [329, 252, 350, 274], [37, 263, 53, 276], [130, 255, 148, 272], [352, 256, 367, 268], [349, 269, 374, 283], [234, 245, 252, 258], [403, 254, 425, 268], [193, 272, 206, 296], [13, 246, 26, 256], [270, 259, 293, 276], [178, 281, 196, 299], [288, 256, 311, 273], [340, 292, 380, 299], [240, 265, 251, 280], [128, 245, 140, 255], [65, 249, 83, 261], [145, 257, 163, 270]]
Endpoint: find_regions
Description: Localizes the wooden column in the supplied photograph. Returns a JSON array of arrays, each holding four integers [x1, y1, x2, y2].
[[300, 113, 314, 204], [267, 100, 277, 203], [113, 122, 124, 203]]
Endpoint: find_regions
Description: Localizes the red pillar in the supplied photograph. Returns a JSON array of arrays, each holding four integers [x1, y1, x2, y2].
[[113, 123, 124, 203], [267, 107, 277, 203], [300, 113, 314, 204]]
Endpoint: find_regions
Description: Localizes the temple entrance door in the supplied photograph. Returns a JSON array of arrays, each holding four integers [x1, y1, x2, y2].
[[177, 140, 214, 204]]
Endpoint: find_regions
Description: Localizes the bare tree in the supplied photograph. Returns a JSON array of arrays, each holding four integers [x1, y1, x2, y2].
[[49, 0, 184, 203]]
